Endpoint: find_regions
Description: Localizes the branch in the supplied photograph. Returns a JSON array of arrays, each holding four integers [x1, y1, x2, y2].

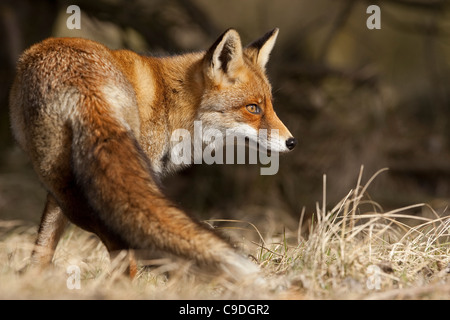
[[174, 0, 220, 38], [285, 63, 378, 87], [318, 0, 356, 62], [380, 0, 448, 11], [381, 6, 449, 36]]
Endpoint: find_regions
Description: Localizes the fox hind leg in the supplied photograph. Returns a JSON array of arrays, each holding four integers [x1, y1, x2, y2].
[[31, 193, 68, 266], [31, 191, 138, 277]]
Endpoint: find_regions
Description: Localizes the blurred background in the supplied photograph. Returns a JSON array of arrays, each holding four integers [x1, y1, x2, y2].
[[0, 0, 449, 233]]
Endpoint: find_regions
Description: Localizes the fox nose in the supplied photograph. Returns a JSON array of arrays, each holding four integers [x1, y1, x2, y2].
[[286, 137, 297, 150]]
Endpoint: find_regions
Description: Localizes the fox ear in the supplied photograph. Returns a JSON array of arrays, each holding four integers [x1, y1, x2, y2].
[[245, 28, 279, 70], [204, 29, 244, 81]]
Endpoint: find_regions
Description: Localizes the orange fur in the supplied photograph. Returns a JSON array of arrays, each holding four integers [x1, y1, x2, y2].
[[9, 29, 295, 280]]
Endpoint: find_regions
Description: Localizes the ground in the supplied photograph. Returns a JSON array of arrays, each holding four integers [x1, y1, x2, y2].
[[0, 168, 448, 300]]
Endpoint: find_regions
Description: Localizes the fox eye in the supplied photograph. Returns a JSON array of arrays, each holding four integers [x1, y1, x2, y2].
[[245, 104, 261, 115]]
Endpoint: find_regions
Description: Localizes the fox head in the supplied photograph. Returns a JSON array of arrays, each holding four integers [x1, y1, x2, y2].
[[197, 28, 297, 153]]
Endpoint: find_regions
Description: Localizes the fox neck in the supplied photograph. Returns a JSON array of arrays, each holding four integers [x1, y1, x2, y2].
[[139, 52, 206, 175], [158, 53, 205, 133]]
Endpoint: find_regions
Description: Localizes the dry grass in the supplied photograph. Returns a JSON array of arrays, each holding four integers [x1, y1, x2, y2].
[[0, 167, 449, 299], [257, 168, 450, 299]]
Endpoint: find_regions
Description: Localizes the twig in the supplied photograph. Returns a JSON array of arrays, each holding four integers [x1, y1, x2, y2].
[[318, 0, 356, 62]]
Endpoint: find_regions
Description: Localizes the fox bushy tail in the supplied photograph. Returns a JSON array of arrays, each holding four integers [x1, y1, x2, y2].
[[70, 95, 258, 277]]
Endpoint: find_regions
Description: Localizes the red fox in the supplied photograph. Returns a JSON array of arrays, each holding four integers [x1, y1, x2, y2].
[[9, 28, 296, 280]]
